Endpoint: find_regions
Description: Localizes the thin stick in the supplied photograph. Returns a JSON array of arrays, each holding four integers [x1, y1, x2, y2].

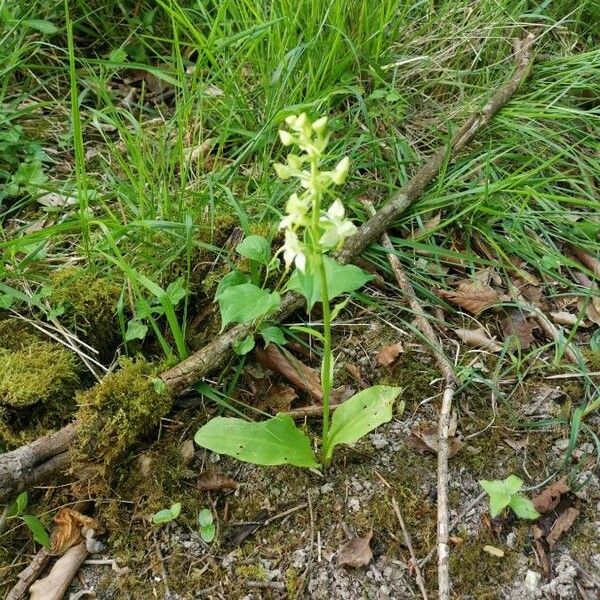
[[363, 199, 457, 600], [391, 497, 429, 600]]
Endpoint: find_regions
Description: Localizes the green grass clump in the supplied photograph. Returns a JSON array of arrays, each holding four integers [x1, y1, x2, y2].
[[75, 357, 173, 467]]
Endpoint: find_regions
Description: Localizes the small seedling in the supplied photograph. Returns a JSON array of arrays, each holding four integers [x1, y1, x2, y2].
[[152, 502, 181, 524], [198, 508, 216, 543], [479, 475, 540, 520], [6, 492, 51, 549]]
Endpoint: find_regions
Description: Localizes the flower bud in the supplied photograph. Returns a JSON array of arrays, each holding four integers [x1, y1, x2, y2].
[[331, 156, 350, 185], [274, 162, 293, 179], [312, 116, 328, 135], [278, 130, 294, 146]]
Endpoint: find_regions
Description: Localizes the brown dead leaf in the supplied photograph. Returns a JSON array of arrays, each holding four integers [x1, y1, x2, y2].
[[256, 345, 322, 400], [375, 342, 404, 367], [439, 274, 505, 315], [345, 362, 362, 380], [531, 524, 551, 576], [408, 423, 463, 457], [500, 310, 537, 350], [532, 478, 570, 514], [51, 509, 103, 555], [547, 507, 579, 548], [197, 470, 237, 492], [455, 328, 502, 352], [503, 437, 529, 453], [337, 530, 373, 568], [550, 311, 588, 327]]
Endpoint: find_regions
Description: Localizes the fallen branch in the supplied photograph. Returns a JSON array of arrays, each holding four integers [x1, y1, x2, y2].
[[364, 199, 457, 600], [0, 29, 539, 505]]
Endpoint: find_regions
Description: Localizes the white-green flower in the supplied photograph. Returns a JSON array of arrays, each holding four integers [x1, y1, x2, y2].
[[282, 229, 307, 272], [278, 130, 294, 146], [280, 193, 310, 229], [319, 199, 357, 248]]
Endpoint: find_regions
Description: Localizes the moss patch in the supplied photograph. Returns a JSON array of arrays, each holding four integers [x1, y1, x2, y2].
[[75, 357, 173, 469], [48, 266, 122, 361]]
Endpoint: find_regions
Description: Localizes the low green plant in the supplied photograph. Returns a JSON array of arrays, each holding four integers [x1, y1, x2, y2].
[[198, 508, 216, 543], [479, 475, 540, 520], [195, 114, 402, 468], [152, 502, 181, 524], [6, 492, 50, 549]]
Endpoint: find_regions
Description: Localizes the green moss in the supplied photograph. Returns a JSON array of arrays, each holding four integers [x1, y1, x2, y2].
[[75, 357, 173, 467], [48, 266, 122, 360], [234, 563, 268, 581], [0, 342, 79, 408]]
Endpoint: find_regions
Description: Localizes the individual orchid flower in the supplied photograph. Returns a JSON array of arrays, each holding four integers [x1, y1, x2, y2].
[[282, 229, 307, 272], [279, 193, 310, 230], [319, 199, 357, 249]]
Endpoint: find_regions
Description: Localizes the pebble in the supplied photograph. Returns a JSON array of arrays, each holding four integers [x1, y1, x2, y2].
[[320, 483, 334, 495], [347, 497, 360, 512], [370, 433, 388, 449], [525, 570, 541, 591]]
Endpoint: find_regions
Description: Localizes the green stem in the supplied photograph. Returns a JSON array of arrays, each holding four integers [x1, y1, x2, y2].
[[319, 255, 333, 464]]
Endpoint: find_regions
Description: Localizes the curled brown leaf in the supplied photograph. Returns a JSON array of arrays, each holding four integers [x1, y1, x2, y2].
[[197, 470, 237, 491], [455, 328, 502, 352], [375, 342, 404, 367]]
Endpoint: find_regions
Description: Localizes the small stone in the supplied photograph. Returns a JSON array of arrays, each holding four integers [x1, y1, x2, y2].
[[370, 433, 388, 449], [348, 497, 360, 512], [525, 570, 541, 591], [505, 532, 517, 549], [553, 438, 569, 451], [180, 439, 195, 465], [320, 483, 334, 495]]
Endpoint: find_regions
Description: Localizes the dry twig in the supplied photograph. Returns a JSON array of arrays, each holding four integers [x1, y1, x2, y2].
[[391, 497, 429, 600]]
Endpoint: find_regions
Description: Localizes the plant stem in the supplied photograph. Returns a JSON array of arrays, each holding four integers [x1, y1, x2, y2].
[[319, 255, 333, 464]]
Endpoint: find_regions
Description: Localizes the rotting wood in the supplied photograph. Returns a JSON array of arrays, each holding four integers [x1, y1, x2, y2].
[[0, 30, 540, 507]]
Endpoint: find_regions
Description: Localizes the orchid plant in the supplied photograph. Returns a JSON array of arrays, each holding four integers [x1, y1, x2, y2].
[[195, 114, 402, 468]]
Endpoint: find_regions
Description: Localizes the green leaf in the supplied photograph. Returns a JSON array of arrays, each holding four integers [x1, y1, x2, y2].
[[479, 479, 509, 497], [323, 386, 401, 460], [489, 494, 511, 518], [236, 235, 271, 265], [508, 495, 540, 520], [288, 257, 372, 309], [7, 492, 28, 518], [260, 325, 286, 347], [195, 414, 318, 468], [152, 503, 181, 524], [504, 475, 524, 496], [215, 270, 250, 300], [125, 319, 148, 341], [200, 522, 216, 543], [21, 515, 50, 549], [22, 19, 58, 34], [198, 508, 213, 528], [233, 334, 255, 355], [218, 283, 280, 329], [289, 325, 324, 342], [165, 277, 187, 306]]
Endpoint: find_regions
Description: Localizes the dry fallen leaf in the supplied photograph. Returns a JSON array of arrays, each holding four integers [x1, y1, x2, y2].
[[51, 509, 103, 555], [375, 342, 404, 367], [408, 423, 463, 457], [256, 345, 322, 400], [550, 311, 588, 327], [455, 328, 502, 353], [532, 478, 570, 514], [500, 310, 537, 349], [503, 437, 529, 453], [337, 530, 373, 568], [531, 524, 551, 576], [483, 545, 504, 558], [547, 507, 579, 548], [197, 470, 237, 492], [439, 274, 506, 315]]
